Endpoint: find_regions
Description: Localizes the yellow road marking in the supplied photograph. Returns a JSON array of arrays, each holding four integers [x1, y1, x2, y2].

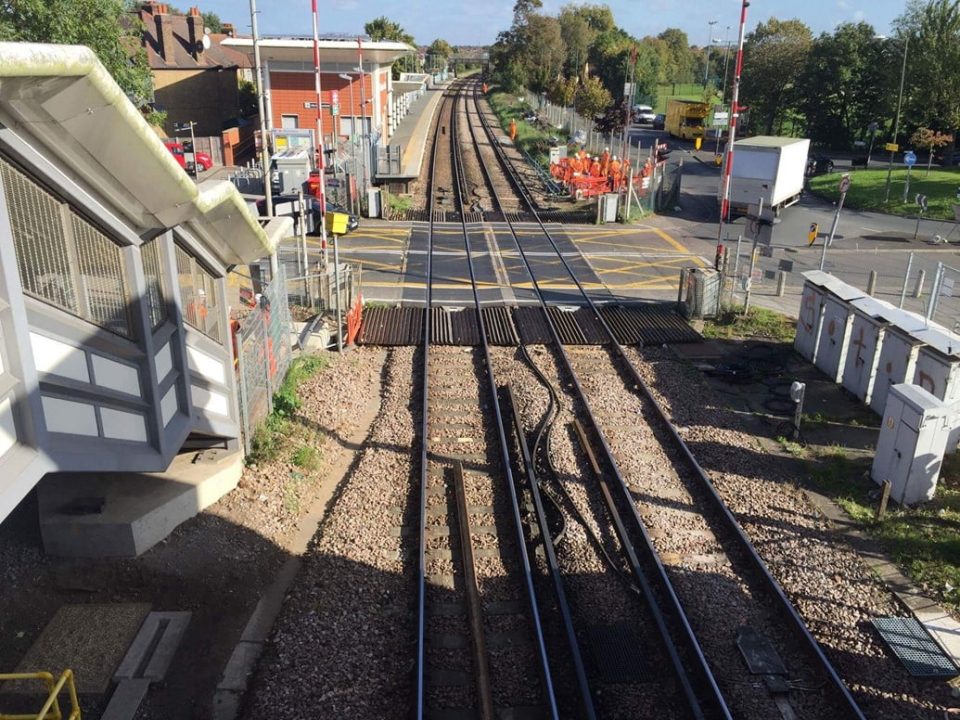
[[652, 227, 705, 266]]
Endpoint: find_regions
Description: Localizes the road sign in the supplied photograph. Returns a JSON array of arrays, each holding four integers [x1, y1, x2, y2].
[[838, 174, 851, 194], [885, 142, 899, 152], [808, 222, 819, 246], [331, 90, 339, 105], [904, 150, 917, 167], [331, 104, 340, 116], [712, 111, 729, 127]]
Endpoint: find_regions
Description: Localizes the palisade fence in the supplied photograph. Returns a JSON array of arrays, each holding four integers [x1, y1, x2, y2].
[[235, 265, 293, 454], [284, 262, 361, 322]]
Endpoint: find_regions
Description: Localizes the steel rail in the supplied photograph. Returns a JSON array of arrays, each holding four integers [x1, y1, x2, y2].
[[450, 85, 561, 719], [415, 83, 456, 720], [471, 80, 867, 719], [464, 81, 722, 720]]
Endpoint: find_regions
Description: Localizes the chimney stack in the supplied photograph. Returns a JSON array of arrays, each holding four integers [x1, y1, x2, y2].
[[222, 22, 235, 38], [155, 4, 175, 65], [187, 7, 204, 61]]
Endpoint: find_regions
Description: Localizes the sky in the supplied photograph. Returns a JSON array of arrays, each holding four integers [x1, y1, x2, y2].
[[205, 0, 907, 47]]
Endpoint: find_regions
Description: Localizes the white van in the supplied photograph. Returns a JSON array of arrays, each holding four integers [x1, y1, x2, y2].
[[633, 104, 656, 124]]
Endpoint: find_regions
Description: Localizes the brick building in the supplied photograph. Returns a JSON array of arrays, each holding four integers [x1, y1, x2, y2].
[[134, 2, 252, 137]]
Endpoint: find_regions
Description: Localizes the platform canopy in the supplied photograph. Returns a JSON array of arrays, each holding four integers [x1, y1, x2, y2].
[[223, 36, 413, 67], [0, 42, 275, 265]]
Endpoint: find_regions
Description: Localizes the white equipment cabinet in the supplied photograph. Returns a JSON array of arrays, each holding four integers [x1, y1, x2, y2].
[[912, 326, 960, 451], [872, 383, 950, 506], [815, 292, 857, 382], [841, 297, 891, 405], [870, 318, 927, 416], [795, 271, 864, 364]]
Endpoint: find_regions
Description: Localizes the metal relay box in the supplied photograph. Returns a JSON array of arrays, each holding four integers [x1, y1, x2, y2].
[[872, 383, 950, 506]]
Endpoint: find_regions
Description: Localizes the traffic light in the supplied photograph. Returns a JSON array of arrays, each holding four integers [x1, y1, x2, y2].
[[714, 244, 725, 270]]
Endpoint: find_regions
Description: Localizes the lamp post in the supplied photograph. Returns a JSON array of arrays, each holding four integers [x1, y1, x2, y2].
[[704, 20, 718, 87], [339, 72, 359, 214], [877, 35, 909, 204]]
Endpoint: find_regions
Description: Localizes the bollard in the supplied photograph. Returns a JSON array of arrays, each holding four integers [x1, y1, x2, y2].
[[913, 268, 926, 298], [867, 270, 878, 296], [776, 271, 787, 297]]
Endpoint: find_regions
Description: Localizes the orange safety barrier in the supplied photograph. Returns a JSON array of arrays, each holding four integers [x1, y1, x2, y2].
[[345, 293, 364, 346]]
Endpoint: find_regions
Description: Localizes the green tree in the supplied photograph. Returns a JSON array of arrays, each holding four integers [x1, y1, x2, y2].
[[0, 0, 152, 106], [201, 11, 222, 33], [797, 22, 887, 149], [895, 0, 960, 139], [559, 5, 595, 77], [741, 18, 813, 134], [427, 38, 453, 59], [364, 16, 415, 77], [574, 75, 611, 119], [911, 127, 953, 174], [657, 28, 695, 84], [523, 14, 565, 93]]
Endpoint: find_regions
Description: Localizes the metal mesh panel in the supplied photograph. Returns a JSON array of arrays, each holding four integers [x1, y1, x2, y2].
[[141, 236, 168, 329], [175, 243, 221, 343], [0, 156, 77, 314], [0, 155, 134, 338], [70, 212, 131, 337]]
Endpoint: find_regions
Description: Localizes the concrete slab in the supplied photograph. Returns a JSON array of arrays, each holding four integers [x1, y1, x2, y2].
[[38, 448, 243, 557], [2, 603, 151, 694], [114, 611, 191, 682], [100, 678, 151, 720]]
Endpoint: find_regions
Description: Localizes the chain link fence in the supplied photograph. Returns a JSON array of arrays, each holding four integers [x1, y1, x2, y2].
[[235, 265, 293, 454]]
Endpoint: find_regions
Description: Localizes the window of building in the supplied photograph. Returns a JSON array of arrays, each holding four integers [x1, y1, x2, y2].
[[174, 244, 221, 343], [140, 236, 169, 329], [281, 114, 299, 129], [0, 155, 133, 338]]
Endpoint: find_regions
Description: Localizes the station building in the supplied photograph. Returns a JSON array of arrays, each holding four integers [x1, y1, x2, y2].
[[222, 35, 416, 148], [0, 43, 288, 531]]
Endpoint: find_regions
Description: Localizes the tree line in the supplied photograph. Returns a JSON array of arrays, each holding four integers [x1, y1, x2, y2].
[[490, 0, 960, 153]]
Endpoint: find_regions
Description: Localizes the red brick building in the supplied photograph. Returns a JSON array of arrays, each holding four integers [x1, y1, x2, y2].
[[223, 36, 413, 148]]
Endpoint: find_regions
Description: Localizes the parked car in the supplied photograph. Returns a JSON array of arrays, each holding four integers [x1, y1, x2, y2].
[[632, 104, 656, 124], [652, 113, 666, 131], [164, 141, 213, 172], [806, 153, 834, 176]]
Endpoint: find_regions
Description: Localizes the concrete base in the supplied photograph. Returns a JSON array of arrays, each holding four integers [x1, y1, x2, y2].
[[38, 448, 243, 558]]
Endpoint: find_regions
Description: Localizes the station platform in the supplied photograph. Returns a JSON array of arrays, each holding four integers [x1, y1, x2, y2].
[[376, 83, 448, 191]]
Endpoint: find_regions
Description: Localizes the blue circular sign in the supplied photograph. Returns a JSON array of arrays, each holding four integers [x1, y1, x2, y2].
[[904, 150, 917, 167]]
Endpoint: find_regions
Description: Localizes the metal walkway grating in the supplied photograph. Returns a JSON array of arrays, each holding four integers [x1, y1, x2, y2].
[[872, 617, 960, 677]]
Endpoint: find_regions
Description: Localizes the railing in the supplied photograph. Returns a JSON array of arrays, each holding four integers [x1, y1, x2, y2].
[[235, 266, 293, 454], [0, 670, 81, 720]]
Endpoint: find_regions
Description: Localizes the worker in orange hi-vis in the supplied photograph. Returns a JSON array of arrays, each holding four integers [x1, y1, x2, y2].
[[508, 118, 517, 143], [482, 82, 488, 94], [609, 155, 622, 189], [600, 146, 610, 174]]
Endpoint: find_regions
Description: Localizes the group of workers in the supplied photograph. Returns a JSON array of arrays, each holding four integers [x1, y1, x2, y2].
[[549, 147, 635, 196]]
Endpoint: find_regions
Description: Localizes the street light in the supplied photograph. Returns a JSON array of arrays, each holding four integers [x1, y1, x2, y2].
[[875, 34, 909, 203], [704, 20, 718, 87]]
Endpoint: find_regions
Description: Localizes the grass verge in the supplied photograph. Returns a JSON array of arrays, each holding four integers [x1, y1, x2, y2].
[[794, 442, 960, 613], [247, 353, 329, 466], [808, 166, 960, 221], [702, 305, 796, 342], [487, 91, 567, 167]]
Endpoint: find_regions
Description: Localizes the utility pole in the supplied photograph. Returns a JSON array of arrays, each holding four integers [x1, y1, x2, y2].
[[311, 0, 330, 263], [250, 0, 275, 275], [704, 20, 718, 87], [357, 37, 369, 206]]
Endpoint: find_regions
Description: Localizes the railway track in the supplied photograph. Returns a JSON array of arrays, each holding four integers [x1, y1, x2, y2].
[[416, 81, 559, 720], [460, 78, 868, 719]]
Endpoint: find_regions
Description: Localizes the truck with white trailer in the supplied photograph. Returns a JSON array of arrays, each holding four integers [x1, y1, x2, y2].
[[720, 136, 810, 215]]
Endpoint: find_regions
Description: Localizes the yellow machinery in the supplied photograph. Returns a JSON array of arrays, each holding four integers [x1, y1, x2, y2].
[[665, 99, 710, 141], [0, 671, 81, 720]]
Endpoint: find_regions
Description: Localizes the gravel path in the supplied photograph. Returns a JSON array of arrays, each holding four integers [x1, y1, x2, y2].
[[628, 345, 957, 719], [241, 347, 418, 719]]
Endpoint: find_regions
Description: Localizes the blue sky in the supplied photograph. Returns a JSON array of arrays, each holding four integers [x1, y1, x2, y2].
[[206, 0, 906, 46]]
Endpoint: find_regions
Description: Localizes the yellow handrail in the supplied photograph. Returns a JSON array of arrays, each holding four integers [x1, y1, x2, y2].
[[0, 670, 81, 720]]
